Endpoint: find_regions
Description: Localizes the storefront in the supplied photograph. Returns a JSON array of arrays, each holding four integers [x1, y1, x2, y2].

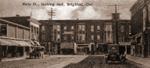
[[0, 38, 32, 59]]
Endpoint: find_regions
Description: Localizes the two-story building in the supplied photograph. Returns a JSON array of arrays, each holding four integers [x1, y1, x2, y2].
[[0, 16, 31, 59], [0, 15, 41, 60]]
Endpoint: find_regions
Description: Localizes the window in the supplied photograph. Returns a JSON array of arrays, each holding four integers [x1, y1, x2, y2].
[[105, 25, 112, 31], [41, 26, 45, 31], [121, 25, 124, 32], [57, 25, 60, 31], [0, 24, 7, 36], [71, 35, 74, 40], [81, 34, 85, 41], [97, 26, 100, 30], [91, 25, 94, 32], [82, 25, 85, 31], [71, 26, 74, 30], [64, 26, 67, 30], [105, 24, 112, 43], [97, 35, 100, 40], [78, 25, 85, 31], [106, 32, 112, 43], [78, 34, 85, 42], [91, 35, 94, 40], [56, 34, 60, 40], [78, 25, 82, 31]]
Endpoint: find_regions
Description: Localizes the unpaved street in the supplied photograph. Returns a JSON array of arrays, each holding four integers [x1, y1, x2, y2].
[[0, 55, 140, 68], [64, 56, 140, 68]]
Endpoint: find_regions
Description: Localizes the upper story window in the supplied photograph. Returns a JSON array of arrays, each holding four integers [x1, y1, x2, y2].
[[97, 25, 100, 30], [41, 26, 45, 31], [82, 25, 85, 31], [78, 25, 85, 31], [105, 24, 112, 32], [0, 24, 7, 36], [91, 25, 94, 32], [57, 25, 60, 31], [97, 35, 100, 40], [91, 35, 94, 40], [64, 26, 67, 30], [71, 26, 74, 30]]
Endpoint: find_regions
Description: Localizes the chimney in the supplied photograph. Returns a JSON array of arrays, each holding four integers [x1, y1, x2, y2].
[[16, 14, 20, 17]]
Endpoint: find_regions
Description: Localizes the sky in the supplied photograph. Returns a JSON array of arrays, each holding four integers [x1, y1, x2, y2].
[[0, 0, 137, 20]]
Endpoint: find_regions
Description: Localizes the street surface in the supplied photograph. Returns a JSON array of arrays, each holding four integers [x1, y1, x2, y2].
[[64, 56, 140, 68], [0, 55, 140, 68]]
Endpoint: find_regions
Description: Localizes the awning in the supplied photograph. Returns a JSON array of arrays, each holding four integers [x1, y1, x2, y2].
[[0, 39, 14, 46], [0, 38, 32, 47], [0, 39, 19, 46], [14, 40, 32, 47]]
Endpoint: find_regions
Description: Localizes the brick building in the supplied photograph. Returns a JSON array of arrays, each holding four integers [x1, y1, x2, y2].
[[39, 13, 130, 54], [130, 0, 150, 57]]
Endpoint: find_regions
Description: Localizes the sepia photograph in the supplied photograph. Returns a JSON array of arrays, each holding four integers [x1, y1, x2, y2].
[[0, 0, 149, 68]]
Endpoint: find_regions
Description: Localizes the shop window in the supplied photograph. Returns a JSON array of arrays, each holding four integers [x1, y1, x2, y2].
[[0, 24, 7, 36]]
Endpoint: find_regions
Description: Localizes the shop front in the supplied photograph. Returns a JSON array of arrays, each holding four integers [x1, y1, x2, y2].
[[0, 38, 32, 60]]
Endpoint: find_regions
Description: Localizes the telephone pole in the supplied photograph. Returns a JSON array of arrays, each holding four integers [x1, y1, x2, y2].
[[48, 8, 55, 20], [108, 4, 120, 44], [47, 8, 56, 54]]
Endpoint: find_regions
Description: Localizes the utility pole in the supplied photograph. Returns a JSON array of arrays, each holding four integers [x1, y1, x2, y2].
[[115, 4, 119, 44], [48, 8, 55, 20], [108, 4, 120, 44], [47, 8, 56, 55]]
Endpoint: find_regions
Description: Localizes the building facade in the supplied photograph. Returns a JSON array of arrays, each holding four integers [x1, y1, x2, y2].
[[39, 13, 130, 54], [0, 16, 41, 59], [130, 0, 150, 57], [0, 16, 31, 59]]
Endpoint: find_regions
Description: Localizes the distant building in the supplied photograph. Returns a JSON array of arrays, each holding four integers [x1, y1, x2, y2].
[[39, 13, 130, 54], [130, 0, 150, 57]]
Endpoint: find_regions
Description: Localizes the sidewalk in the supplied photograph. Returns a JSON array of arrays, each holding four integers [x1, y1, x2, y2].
[[1, 56, 26, 62], [127, 55, 150, 68]]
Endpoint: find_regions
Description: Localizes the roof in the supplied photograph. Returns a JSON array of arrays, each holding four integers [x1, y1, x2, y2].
[[1, 16, 30, 27], [39, 19, 130, 24]]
